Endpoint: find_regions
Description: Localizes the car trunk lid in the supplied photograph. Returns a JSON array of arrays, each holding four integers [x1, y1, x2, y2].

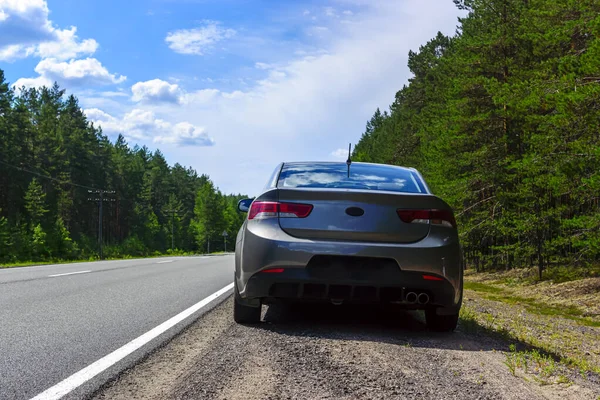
[[277, 188, 452, 243]]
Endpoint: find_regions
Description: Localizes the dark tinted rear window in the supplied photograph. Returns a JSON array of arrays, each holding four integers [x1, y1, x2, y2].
[[277, 162, 425, 193]]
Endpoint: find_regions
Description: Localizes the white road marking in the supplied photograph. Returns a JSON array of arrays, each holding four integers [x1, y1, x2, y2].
[[156, 260, 174, 264], [30, 282, 234, 400], [48, 271, 91, 278]]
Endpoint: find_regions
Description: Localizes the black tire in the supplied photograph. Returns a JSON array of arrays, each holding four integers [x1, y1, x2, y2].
[[233, 281, 261, 324], [425, 309, 459, 332]]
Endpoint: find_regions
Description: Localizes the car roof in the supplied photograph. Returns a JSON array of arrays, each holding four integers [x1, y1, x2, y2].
[[281, 161, 419, 173]]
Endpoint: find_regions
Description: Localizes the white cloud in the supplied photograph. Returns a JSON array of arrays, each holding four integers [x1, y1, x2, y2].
[[180, 88, 220, 106], [76, 93, 128, 115], [331, 148, 349, 160], [154, 122, 214, 146], [22, 0, 461, 195], [101, 90, 129, 98], [84, 108, 117, 125], [256, 69, 287, 88], [141, 0, 463, 195], [3, 0, 121, 93], [121, 109, 171, 140], [84, 108, 214, 147], [14, 58, 126, 89], [0, 43, 34, 61], [128, 79, 223, 106], [221, 90, 245, 100], [85, 108, 167, 139], [0, 0, 97, 61], [36, 27, 98, 60], [165, 21, 235, 55], [324, 7, 337, 17], [307, 26, 330, 37], [12, 75, 51, 90], [342, 10, 354, 16], [255, 62, 275, 70], [0, 0, 54, 47], [131, 79, 183, 104]]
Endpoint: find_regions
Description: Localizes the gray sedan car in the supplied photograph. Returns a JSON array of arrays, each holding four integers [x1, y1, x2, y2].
[[234, 161, 463, 331]]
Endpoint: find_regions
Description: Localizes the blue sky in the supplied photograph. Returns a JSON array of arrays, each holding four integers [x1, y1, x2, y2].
[[0, 0, 462, 196]]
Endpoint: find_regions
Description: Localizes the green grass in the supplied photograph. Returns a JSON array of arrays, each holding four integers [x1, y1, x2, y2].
[[460, 299, 600, 376], [463, 281, 505, 294], [536, 265, 600, 284], [0, 250, 210, 269], [502, 344, 571, 385], [464, 281, 600, 327], [0, 258, 97, 269], [478, 264, 600, 286], [460, 305, 600, 377]]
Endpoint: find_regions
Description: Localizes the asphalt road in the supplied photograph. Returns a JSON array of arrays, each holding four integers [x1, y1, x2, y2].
[[0, 256, 234, 400]]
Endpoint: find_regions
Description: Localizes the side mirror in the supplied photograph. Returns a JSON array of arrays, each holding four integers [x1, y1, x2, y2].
[[237, 198, 254, 212]]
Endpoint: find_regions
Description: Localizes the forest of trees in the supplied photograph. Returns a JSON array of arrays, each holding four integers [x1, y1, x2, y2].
[[0, 70, 247, 264], [353, 0, 600, 276]]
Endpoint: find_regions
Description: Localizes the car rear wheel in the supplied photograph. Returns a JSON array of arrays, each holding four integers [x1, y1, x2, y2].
[[425, 309, 459, 332], [233, 281, 261, 324]]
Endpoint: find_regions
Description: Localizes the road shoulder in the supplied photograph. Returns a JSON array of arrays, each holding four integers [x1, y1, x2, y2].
[[93, 298, 600, 400]]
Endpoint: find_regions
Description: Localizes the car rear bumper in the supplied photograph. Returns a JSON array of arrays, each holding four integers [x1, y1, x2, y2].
[[236, 219, 463, 308], [243, 268, 457, 309]]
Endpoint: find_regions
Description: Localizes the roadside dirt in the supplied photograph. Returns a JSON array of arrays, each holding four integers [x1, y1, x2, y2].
[[93, 298, 600, 400], [462, 290, 600, 373], [466, 269, 600, 320]]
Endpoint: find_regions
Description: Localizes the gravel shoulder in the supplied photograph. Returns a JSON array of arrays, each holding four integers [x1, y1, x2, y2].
[[462, 290, 600, 374], [462, 270, 600, 375], [93, 298, 600, 400]]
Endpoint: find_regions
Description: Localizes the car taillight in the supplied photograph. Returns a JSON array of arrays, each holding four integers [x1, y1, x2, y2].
[[423, 274, 444, 281], [278, 202, 313, 218], [261, 268, 285, 273], [248, 202, 278, 220], [396, 209, 456, 228], [248, 201, 313, 220]]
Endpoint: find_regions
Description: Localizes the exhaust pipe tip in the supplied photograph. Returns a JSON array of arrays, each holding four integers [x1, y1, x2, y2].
[[417, 292, 430, 305], [405, 292, 417, 304]]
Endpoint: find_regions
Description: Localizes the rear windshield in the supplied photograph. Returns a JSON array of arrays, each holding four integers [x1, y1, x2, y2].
[[277, 162, 426, 193]]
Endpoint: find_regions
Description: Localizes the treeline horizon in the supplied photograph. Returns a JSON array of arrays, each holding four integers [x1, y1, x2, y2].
[[353, 0, 600, 276], [0, 70, 247, 264]]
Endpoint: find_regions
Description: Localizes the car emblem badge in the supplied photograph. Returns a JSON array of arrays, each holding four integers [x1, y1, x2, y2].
[[345, 207, 364, 217]]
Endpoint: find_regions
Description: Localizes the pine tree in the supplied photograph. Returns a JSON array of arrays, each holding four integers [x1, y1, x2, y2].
[[0, 69, 249, 263], [0, 212, 11, 263], [191, 180, 226, 253], [32, 223, 49, 259], [134, 171, 160, 252], [50, 217, 76, 259], [162, 194, 185, 251], [352, 0, 600, 276], [24, 179, 48, 228]]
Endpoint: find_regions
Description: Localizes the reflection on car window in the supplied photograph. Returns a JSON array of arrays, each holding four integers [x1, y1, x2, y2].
[[277, 162, 424, 193], [264, 163, 282, 190]]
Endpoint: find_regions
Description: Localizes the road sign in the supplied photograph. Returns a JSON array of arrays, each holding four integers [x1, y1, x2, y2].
[[222, 230, 228, 236]]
